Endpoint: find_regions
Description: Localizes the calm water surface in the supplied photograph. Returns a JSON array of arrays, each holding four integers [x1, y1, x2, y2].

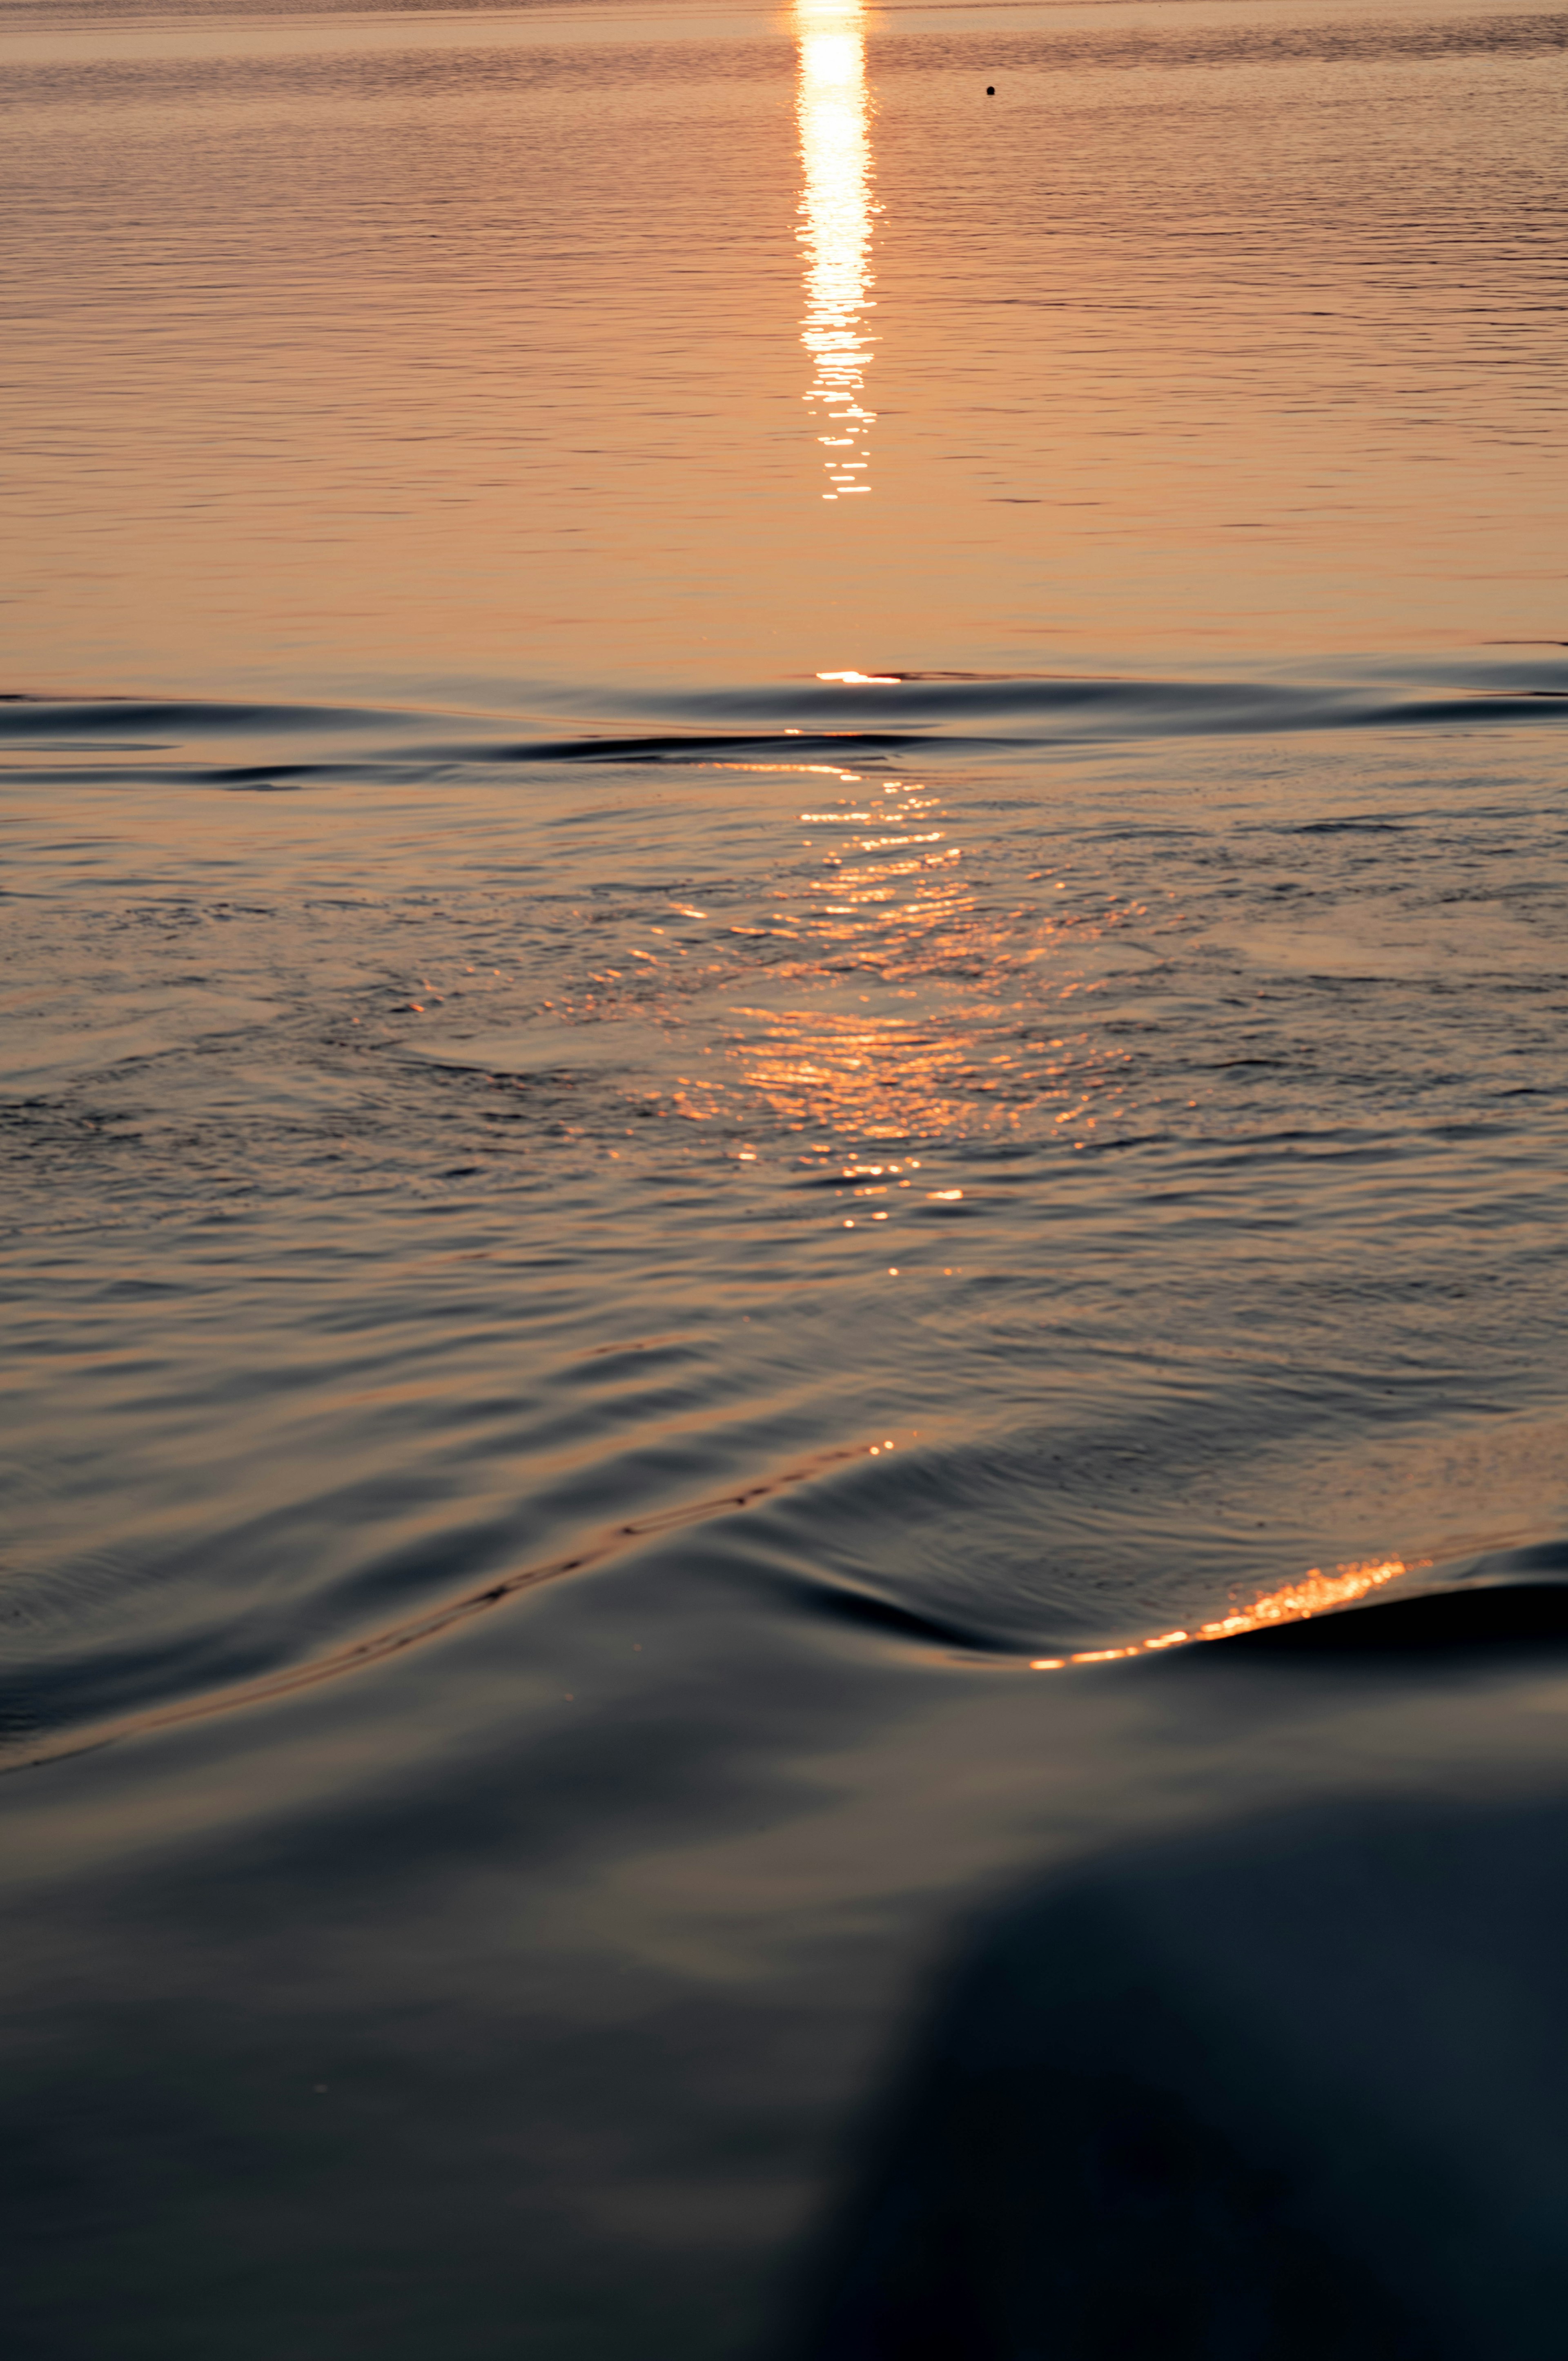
[[4, 1, 1568, 2352]]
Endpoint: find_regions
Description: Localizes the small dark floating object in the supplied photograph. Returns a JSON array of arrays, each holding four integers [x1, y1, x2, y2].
[[986, 84, 995, 94]]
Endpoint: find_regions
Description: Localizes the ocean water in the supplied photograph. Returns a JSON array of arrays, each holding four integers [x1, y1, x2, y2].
[[4, 0, 1568, 2352]]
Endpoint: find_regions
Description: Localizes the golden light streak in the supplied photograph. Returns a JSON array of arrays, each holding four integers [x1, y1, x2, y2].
[[666, 760, 1151, 1144], [1029, 1557, 1419, 1669], [796, 0, 876, 501]]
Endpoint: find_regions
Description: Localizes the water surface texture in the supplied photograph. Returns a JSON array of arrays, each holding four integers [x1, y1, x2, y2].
[[4, 2, 1568, 2354]]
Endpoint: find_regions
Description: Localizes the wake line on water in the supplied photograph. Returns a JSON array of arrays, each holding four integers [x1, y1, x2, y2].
[[0, 1439, 876, 1777]]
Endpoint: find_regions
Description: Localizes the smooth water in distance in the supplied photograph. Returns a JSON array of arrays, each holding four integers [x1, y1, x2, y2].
[[4, 2, 1568, 2352]]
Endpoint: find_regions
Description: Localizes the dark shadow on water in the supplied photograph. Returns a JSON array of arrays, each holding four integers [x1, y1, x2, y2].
[[788, 1571, 1568, 2361]]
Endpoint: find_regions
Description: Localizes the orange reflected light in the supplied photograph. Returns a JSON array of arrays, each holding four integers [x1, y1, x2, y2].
[[1029, 1557, 1415, 1669], [666, 767, 1146, 1143], [796, 0, 876, 502]]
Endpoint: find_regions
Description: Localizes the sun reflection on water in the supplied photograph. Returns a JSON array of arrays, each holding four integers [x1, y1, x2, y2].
[[659, 760, 1151, 1145], [796, 0, 876, 500], [688, 766, 1000, 1137], [1028, 1556, 1419, 1669]]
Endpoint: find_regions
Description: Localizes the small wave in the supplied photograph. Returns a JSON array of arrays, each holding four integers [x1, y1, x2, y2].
[[6, 658, 1568, 788], [1214, 1541, 1568, 1656], [0, 695, 399, 740], [1216, 1579, 1568, 1655]]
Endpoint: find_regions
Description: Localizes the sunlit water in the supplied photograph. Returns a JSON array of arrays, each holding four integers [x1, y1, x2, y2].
[[5, 2, 1568, 2353]]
